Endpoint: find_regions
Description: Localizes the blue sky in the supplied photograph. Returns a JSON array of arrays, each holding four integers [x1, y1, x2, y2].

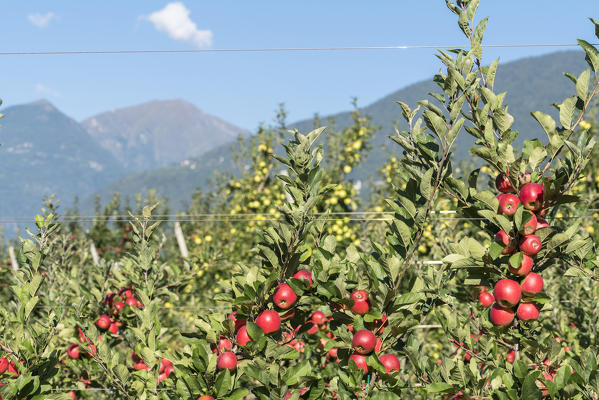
[[1, 1, 597, 130]]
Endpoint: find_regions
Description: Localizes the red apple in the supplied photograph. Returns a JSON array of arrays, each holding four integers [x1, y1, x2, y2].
[[198, 397, 215, 400], [498, 194, 520, 216], [113, 301, 125, 312], [375, 337, 382, 353], [105, 292, 115, 306], [133, 360, 150, 371], [521, 272, 543, 296], [108, 322, 119, 335], [520, 213, 538, 236], [312, 311, 327, 325], [352, 300, 370, 315], [506, 350, 515, 364], [236, 325, 252, 346], [489, 304, 515, 326], [7, 361, 19, 377], [0, 357, 8, 374], [519, 183, 544, 211], [67, 344, 80, 359], [536, 218, 549, 229], [494, 279, 521, 308], [478, 291, 494, 308], [379, 354, 401, 374], [228, 312, 246, 331], [496, 173, 514, 193], [256, 310, 281, 334], [373, 314, 388, 334], [307, 322, 319, 335], [508, 254, 534, 276], [352, 330, 376, 355], [350, 290, 370, 315], [96, 315, 111, 330], [217, 352, 237, 371], [327, 348, 338, 359], [160, 358, 173, 374], [349, 353, 368, 374], [293, 269, 313, 288], [216, 337, 233, 353], [519, 235, 542, 256], [125, 297, 138, 308], [273, 283, 298, 309], [517, 302, 540, 321], [495, 230, 517, 255]]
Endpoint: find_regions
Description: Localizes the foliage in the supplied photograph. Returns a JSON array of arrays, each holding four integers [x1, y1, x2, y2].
[[0, 2, 599, 399]]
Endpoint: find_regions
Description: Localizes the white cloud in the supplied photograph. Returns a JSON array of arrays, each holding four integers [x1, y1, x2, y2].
[[146, 2, 212, 48], [28, 12, 56, 28], [35, 84, 60, 98]]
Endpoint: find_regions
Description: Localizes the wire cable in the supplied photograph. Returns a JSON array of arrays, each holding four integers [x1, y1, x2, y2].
[[0, 43, 594, 56]]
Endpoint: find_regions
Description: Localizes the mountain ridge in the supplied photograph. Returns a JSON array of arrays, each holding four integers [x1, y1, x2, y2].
[[81, 98, 248, 171], [85, 50, 589, 210]]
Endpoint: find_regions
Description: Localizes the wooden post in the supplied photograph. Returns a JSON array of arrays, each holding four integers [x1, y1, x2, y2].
[[174, 222, 189, 259], [90, 242, 100, 266], [8, 246, 18, 270]]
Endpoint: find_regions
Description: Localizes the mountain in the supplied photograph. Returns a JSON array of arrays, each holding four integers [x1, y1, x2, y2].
[[86, 51, 592, 209], [82, 99, 247, 171], [292, 50, 588, 184], [0, 100, 125, 230]]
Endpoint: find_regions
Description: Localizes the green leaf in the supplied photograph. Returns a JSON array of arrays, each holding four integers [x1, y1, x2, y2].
[[576, 69, 591, 101], [489, 241, 504, 259], [559, 96, 577, 129], [578, 39, 599, 72], [486, 58, 499, 88], [29, 274, 43, 297], [24, 297, 39, 321], [564, 267, 585, 278], [427, 382, 453, 393], [114, 364, 129, 383], [323, 235, 336, 253], [139, 347, 156, 366], [474, 190, 499, 211], [508, 252, 523, 269], [442, 254, 468, 263], [246, 321, 263, 341], [282, 361, 311, 385], [466, 238, 486, 259], [521, 371, 542, 400], [420, 168, 435, 200], [225, 388, 250, 400], [530, 111, 556, 139], [547, 233, 569, 251], [423, 110, 448, 140], [513, 360, 528, 380], [493, 108, 514, 133], [215, 369, 232, 398], [528, 147, 547, 170]]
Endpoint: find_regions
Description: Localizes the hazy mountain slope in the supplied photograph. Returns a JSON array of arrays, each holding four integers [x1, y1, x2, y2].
[[82, 99, 247, 171], [87, 51, 589, 210], [291, 51, 587, 184], [0, 100, 125, 228]]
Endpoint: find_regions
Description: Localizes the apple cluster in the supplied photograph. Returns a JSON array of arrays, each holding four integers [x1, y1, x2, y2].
[[63, 286, 178, 389], [95, 286, 143, 336], [479, 174, 548, 327], [198, 270, 401, 398]]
